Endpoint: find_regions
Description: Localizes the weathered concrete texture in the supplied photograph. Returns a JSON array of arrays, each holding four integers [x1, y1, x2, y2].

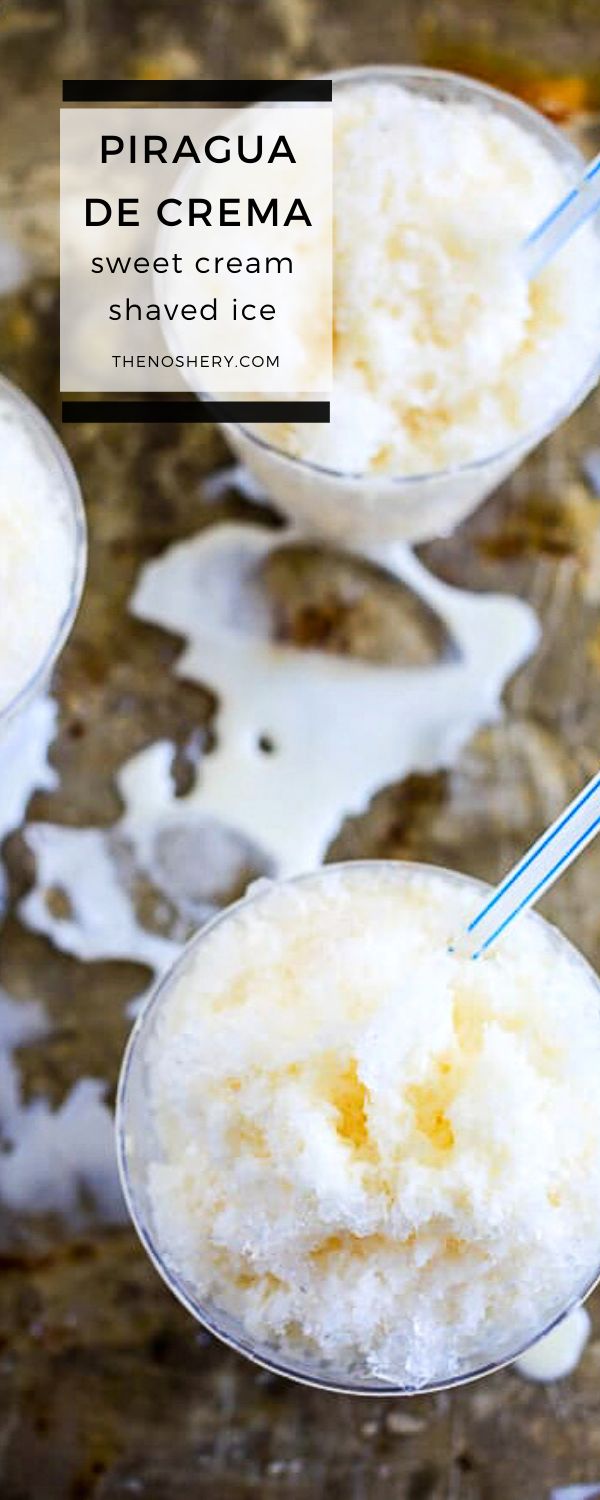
[[2, 1, 600, 1497]]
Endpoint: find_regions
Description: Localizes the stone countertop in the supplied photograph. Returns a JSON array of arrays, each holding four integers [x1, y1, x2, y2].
[[1, 2, 600, 1497]]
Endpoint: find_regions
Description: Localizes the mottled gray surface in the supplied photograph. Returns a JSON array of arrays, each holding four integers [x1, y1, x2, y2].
[[2, 1, 600, 1496]]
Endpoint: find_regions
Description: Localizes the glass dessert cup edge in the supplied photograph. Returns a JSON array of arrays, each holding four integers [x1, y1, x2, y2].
[[0, 374, 88, 731], [217, 65, 600, 547], [116, 859, 600, 1397]]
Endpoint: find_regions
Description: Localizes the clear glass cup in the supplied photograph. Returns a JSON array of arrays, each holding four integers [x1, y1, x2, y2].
[[221, 67, 600, 547], [116, 860, 600, 1396], [0, 374, 87, 728]]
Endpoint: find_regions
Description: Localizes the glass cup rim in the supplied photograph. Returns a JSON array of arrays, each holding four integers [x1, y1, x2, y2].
[[226, 62, 600, 490], [116, 857, 600, 1396], [0, 374, 87, 729]]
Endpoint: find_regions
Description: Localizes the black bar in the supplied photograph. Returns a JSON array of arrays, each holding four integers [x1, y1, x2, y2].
[[62, 399, 330, 423], [62, 79, 332, 103]]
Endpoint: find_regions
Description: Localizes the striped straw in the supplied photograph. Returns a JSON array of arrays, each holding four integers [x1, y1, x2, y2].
[[522, 148, 600, 280], [467, 770, 600, 959]]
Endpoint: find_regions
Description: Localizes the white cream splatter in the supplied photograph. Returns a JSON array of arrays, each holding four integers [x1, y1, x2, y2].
[[127, 518, 538, 877], [0, 991, 48, 1131], [19, 509, 537, 989], [0, 988, 125, 1224], [0, 694, 57, 841], [516, 1305, 591, 1383], [21, 821, 178, 971]]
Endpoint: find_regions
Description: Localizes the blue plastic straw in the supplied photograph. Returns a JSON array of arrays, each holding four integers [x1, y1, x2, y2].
[[522, 149, 600, 279], [467, 770, 600, 959]]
